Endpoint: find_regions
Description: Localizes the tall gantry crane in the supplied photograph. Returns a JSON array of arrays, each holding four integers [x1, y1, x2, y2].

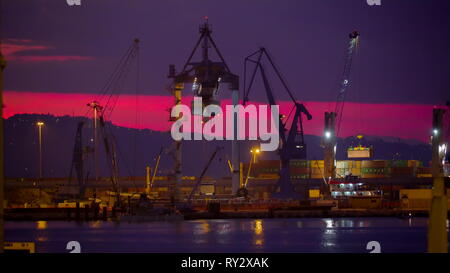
[[323, 31, 359, 185], [244, 47, 312, 200], [168, 18, 240, 198]]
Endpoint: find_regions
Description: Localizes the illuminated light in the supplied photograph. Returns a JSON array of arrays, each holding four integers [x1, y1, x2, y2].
[[433, 129, 438, 136], [36, 221, 47, 230], [325, 131, 331, 139], [36, 121, 44, 126], [254, 219, 263, 235], [255, 239, 264, 246], [193, 220, 210, 235], [324, 219, 333, 228]]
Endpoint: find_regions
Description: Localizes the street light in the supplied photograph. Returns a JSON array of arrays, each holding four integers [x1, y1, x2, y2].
[[36, 121, 44, 179], [250, 147, 260, 163], [245, 147, 262, 188]]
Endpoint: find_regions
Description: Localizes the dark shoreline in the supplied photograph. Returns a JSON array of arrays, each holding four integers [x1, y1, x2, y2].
[[4, 208, 442, 221]]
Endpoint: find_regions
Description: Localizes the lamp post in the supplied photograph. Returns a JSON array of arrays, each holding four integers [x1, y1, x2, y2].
[[1, 42, 7, 253], [250, 147, 260, 163], [37, 121, 44, 179], [244, 147, 261, 187]]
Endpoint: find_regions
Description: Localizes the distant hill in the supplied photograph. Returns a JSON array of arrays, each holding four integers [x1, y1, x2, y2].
[[4, 114, 431, 178]]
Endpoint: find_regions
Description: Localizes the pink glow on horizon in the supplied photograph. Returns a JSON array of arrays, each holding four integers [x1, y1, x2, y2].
[[3, 91, 434, 142], [1, 39, 93, 63]]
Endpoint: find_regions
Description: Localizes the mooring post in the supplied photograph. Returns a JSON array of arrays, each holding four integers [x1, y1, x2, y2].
[[102, 206, 107, 221], [93, 203, 98, 221], [75, 202, 80, 221], [112, 205, 116, 218], [428, 108, 448, 253], [0, 47, 6, 253], [84, 204, 90, 221]]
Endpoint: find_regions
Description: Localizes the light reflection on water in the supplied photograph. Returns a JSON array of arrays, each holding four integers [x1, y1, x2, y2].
[[4, 217, 437, 253]]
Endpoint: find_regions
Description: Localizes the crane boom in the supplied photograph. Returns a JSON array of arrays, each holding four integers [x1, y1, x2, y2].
[[335, 31, 359, 136], [187, 146, 223, 203], [244, 47, 312, 200], [323, 31, 360, 184]]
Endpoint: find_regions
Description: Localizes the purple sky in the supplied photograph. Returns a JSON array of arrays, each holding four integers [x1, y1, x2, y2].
[[1, 0, 449, 142]]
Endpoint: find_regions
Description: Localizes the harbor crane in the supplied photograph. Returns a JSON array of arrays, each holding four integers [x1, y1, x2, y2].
[[243, 47, 312, 200], [67, 121, 88, 199], [65, 39, 140, 206], [323, 31, 360, 187], [167, 18, 240, 197]]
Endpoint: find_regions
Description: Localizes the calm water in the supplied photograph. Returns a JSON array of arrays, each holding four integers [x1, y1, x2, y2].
[[4, 217, 444, 253]]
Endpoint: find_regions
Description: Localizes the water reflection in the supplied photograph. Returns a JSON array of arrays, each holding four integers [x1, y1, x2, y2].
[[89, 221, 102, 229], [217, 223, 231, 235], [254, 219, 263, 235], [36, 221, 47, 230], [322, 219, 337, 250], [324, 219, 334, 228], [193, 220, 210, 235], [4, 218, 431, 253], [253, 219, 264, 246]]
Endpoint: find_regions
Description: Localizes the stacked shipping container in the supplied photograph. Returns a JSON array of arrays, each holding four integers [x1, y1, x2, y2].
[[245, 159, 433, 180]]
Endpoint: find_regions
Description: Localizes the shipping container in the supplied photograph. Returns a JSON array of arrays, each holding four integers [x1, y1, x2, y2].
[[291, 174, 310, 180], [349, 196, 382, 209], [290, 159, 310, 168], [336, 160, 352, 169], [407, 160, 423, 167], [310, 167, 324, 175], [391, 167, 415, 177], [360, 167, 390, 178], [290, 167, 310, 175], [392, 160, 408, 167], [416, 167, 431, 174], [399, 189, 432, 199], [309, 160, 324, 168], [309, 189, 320, 198], [361, 160, 390, 168], [259, 173, 279, 179], [350, 168, 361, 176]]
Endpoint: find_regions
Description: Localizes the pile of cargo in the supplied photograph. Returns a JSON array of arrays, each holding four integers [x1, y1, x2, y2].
[[245, 159, 433, 180]]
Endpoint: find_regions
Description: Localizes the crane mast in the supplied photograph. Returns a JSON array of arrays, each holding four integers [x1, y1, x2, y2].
[[323, 31, 359, 185], [168, 19, 239, 199], [244, 48, 312, 200]]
